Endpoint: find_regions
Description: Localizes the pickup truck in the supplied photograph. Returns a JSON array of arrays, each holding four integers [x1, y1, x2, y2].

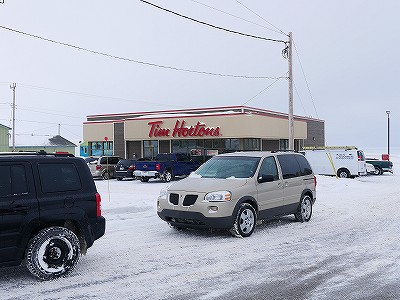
[[365, 158, 393, 175], [133, 153, 201, 182]]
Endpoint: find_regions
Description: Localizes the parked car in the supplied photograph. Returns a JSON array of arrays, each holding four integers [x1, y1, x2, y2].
[[115, 159, 137, 180], [366, 158, 393, 175], [0, 152, 106, 280], [134, 153, 201, 182], [157, 151, 317, 237], [83, 156, 97, 164], [88, 156, 122, 179]]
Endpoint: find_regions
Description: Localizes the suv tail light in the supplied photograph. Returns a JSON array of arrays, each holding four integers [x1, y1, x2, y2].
[[96, 165, 102, 170], [96, 193, 102, 217], [314, 175, 317, 188], [128, 165, 134, 170], [156, 163, 161, 171]]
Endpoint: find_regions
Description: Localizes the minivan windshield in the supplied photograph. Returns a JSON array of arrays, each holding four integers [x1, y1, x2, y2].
[[195, 156, 260, 179]]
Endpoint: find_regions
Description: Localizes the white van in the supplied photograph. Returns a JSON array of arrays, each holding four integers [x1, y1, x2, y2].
[[302, 146, 367, 178]]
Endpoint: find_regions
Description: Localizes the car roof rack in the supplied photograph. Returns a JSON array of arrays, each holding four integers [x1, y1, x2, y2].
[[0, 151, 75, 157], [302, 146, 357, 150]]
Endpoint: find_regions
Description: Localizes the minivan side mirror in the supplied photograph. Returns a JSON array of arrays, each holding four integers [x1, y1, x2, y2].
[[257, 174, 275, 183]]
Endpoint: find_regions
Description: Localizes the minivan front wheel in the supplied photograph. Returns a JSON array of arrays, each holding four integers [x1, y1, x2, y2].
[[230, 203, 256, 238], [295, 195, 313, 222], [25, 226, 80, 280]]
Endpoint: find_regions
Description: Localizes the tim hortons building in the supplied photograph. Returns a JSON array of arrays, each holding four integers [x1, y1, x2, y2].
[[83, 106, 325, 161]]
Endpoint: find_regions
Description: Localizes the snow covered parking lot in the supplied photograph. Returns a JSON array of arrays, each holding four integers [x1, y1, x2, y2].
[[1, 152, 399, 300]]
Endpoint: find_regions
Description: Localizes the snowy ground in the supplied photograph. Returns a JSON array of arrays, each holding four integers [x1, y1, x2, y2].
[[1, 150, 400, 300]]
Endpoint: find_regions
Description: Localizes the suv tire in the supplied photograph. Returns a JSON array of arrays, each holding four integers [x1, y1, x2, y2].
[[25, 226, 81, 280], [295, 194, 313, 222], [230, 203, 256, 238]]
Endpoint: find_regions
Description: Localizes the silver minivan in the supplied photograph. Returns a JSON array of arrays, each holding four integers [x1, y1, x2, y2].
[[157, 151, 316, 237]]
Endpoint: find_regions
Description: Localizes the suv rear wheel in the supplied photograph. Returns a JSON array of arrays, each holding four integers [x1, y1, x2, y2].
[[25, 226, 80, 280]]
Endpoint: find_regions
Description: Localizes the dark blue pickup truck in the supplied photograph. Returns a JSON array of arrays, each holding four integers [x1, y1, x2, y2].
[[133, 153, 201, 182]]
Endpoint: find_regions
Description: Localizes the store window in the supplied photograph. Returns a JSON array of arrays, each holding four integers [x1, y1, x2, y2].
[[280, 139, 289, 150], [143, 140, 158, 159], [243, 138, 261, 151], [172, 140, 203, 154], [91, 141, 113, 156], [225, 139, 240, 151]]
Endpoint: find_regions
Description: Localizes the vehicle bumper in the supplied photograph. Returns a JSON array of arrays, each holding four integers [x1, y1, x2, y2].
[[157, 209, 234, 229], [93, 216, 106, 240], [115, 170, 134, 178], [85, 216, 106, 248], [91, 170, 103, 178], [134, 170, 160, 178]]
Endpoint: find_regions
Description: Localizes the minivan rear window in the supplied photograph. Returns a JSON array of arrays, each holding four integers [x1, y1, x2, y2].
[[277, 154, 301, 179], [295, 154, 313, 176], [38, 163, 82, 193]]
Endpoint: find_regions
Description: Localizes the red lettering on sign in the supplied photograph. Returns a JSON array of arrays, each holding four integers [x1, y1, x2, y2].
[[148, 120, 221, 138], [148, 121, 170, 137], [172, 120, 221, 137]]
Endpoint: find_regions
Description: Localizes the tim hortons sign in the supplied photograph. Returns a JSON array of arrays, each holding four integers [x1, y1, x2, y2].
[[148, 120, 221, 138]]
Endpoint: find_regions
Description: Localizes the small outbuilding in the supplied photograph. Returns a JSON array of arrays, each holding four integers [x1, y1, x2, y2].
[[13, 135, 77, 154]]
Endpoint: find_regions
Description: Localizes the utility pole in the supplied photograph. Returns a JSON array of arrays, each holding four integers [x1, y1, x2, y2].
[[288, 32, 294, 150], [10, 83, 16, 151], [58, 123, 61, 136]]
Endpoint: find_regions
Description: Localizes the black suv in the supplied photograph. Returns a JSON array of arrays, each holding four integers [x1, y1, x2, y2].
[[0, 152, 106, 280]]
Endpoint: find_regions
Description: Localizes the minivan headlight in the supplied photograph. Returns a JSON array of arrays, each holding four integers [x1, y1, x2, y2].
[[204, 191, 231, 202]]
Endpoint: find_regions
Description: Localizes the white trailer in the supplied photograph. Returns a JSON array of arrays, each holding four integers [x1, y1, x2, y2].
[[302, 146, 367, 178]]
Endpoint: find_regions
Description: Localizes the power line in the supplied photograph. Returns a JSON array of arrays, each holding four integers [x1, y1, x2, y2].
[[61, 126, 83, 139], [139, 0, 286, 43], [16, 106, 83, 119], [293, 81, 308, 117], [188, 0, 285, 35], [293, 39, 319, 119], [0, 118, 81, 127], [18, 83, 185, 109], [242, 72, 288, 106], [0, 25, 283, 80], [234, 0, 287, 36]]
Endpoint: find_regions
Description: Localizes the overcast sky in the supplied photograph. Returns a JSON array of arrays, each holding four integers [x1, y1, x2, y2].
[[0, 0, 398, 150]]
